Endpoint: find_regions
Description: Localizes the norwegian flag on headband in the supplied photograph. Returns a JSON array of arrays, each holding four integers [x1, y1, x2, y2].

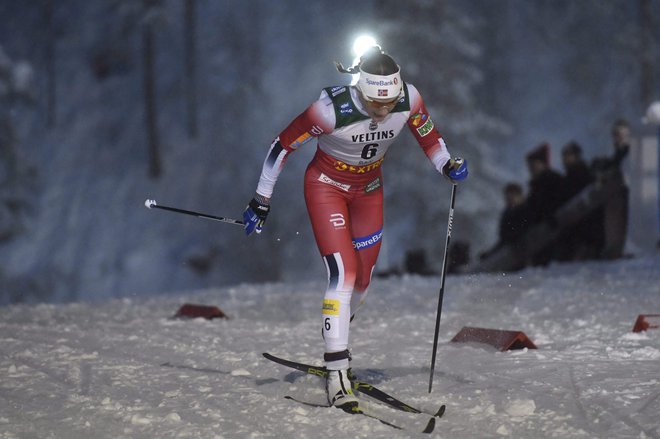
[[378, 89, 388, 96]]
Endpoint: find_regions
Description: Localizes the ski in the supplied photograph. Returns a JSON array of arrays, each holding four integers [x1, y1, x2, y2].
[[263, 352, 445, 417], [283, 396, 436, 434]]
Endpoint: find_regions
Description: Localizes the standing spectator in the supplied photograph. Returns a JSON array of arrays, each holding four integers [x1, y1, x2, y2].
[[591, 119, 630, 259], [525, 143, 566, 224], [556, 141, 599, 261], [561, 141, 592, 199], [524, 143, 566, 265]]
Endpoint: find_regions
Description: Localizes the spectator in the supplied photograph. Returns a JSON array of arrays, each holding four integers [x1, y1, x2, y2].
[[479, 182, 528, 263], [556, 141, 600, 261], [499, 183, 528, 246], [561, 141, 592, 199], [525, 143, 566, 223], [591, 119, 630, 259], [592, 119, 631, 174], [524, 143, 566, 265], [499, 183, 527, 244]]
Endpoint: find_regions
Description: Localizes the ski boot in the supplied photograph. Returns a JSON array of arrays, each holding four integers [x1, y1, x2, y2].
[[326, 369, 358, 410], [325, 350, 358, 410]]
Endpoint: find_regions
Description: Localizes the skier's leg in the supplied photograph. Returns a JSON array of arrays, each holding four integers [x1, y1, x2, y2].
[[304, 167, 361, 407], [348, 179, 384, 319], [304, 167, 358, 371]]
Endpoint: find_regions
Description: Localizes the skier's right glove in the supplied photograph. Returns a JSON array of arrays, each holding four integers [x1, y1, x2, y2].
[[243, 196, 270, 236]]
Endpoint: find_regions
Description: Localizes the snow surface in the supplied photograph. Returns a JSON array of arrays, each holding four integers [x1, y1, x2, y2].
[[1, 256, 659, 438]]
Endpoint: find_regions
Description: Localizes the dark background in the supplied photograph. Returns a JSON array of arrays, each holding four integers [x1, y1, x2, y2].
[[1, 0, 658, 304]]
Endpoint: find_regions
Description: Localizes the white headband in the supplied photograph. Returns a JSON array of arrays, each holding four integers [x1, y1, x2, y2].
[[357, 66, 402, 102]]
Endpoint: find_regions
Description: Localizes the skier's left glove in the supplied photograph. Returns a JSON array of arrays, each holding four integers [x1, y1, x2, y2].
[[443, 157, 468, 184], [243, 196, 270, 236]]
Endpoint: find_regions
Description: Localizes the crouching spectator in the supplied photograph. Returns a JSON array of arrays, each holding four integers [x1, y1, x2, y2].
[[480, 182, 528, 263]]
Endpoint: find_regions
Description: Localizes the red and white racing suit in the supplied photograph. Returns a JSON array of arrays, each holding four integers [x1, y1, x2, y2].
[[255, 83, 451, 369]]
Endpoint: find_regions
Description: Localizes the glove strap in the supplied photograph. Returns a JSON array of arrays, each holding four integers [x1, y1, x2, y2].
[[442, 160, 453, 177], [254, 193, 270, 206]]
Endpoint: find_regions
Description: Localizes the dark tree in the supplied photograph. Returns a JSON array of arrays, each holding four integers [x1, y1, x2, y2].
[[184, 0, 198, 139], [640, 0, 655, 108], [45, 0, 56, 128], [142, 0, 162, 178], [0, 45, 35, 242]]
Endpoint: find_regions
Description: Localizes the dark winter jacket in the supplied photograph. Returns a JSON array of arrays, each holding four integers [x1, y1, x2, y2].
[[525, 169, 566, 225], [555, 161, 599, 261], [591, 144, 629, 185], [562, 161, 593, 201], [499, 204, 529, 245]]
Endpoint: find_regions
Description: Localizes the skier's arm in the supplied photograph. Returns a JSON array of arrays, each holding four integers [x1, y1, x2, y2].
[[406, 85, 468, 183], [243, 94, 334, 235], [255, 97, 335, 200], [406, 84, 451, 174]]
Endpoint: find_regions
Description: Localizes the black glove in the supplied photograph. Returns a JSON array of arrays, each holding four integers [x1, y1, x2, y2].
[[242, 197, 270, 235]]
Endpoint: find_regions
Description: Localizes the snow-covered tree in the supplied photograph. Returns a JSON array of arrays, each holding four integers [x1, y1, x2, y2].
[[0, 45, 36, 303], [0, 45, 35, 243], [373, 0, 510, 268]]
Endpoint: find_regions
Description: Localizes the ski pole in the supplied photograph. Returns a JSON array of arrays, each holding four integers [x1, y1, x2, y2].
[[144, 199, 244, 226], [428, 183, 457, 393]]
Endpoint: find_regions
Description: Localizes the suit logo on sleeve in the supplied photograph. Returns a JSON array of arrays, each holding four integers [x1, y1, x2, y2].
[[291, 125, 324, 149], [291, 132, 311, 149], [411, 112, 434, 137], [310, 125, 324, 136], [411, 113, 426, 127], [416, 116, 434, 137]]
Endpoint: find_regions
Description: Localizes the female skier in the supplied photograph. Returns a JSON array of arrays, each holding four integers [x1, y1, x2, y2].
[[243, 47, 468, 408]]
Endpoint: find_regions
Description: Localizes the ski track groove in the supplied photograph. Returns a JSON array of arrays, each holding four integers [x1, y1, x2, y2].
[[0, 346, 78, 391], [1, 323, 222, 376], [636, 390, 660, 415], [568, 364, 601, 435], [568, 364, 660, 439]]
